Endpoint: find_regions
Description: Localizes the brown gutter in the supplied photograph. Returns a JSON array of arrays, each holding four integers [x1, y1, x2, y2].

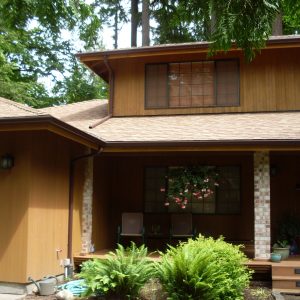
[[89, 115, 111, 129], [67, 147, 104, 260], [103, 139, 300, 149]]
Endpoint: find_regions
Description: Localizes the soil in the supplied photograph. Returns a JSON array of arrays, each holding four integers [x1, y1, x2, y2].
[[23, 281, 300, 299]]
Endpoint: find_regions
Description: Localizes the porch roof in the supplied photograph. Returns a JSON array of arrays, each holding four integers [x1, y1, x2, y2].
[[40, 99, 300, 147], [0, 97, 46, 118], [85, 111, 300, 146], [0, 97, 102, 149], [2, 97, 300, 149], [39, 99, 108, 133]]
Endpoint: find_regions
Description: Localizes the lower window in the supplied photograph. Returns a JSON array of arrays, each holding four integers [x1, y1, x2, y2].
[[144, 166, 240, 214]]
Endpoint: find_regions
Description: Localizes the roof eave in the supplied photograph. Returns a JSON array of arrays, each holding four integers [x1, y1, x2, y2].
[[76, 35, 300, 61], [0, 115, 103, 149]]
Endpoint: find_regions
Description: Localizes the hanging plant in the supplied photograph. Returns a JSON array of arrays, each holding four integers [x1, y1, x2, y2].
[[161, 166, 219, 209]]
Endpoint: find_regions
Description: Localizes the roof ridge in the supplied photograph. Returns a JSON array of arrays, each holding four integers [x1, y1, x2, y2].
[[0, 97, 45, 115], [38, 99, 108, 111]]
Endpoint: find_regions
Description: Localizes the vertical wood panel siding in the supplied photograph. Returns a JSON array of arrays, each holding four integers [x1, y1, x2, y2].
[[112, 48, 300, 116], [0, 131, 84, 282], [0, 132, 30, 282], [92, 153, 254, 249]]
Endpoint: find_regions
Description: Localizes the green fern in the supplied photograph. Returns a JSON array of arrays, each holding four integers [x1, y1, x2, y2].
[[79, 242, 156, 299], [156, 236, 252, 300]]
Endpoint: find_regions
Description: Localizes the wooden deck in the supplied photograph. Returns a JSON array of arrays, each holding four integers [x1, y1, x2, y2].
[[73, 249, 162, 271], [73, 252, 300, 293], [73, 250, 300, 271]]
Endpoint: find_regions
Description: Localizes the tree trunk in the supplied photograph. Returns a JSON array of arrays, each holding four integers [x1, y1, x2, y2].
[[272, 12, 283, 35], [142, 0, 150, 46], [113, 3, 118, 49], [131, 0, 138, 47]]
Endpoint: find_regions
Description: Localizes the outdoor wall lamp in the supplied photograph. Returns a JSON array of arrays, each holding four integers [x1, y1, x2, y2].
[[0, 154, 14, 170]]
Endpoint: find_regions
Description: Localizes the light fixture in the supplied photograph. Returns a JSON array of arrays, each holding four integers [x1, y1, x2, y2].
[[0, 154, 14, 170]]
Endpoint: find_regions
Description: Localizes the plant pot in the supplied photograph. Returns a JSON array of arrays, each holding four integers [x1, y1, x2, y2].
[[270, 252, 282, 262], [272, 247, 290, 260]]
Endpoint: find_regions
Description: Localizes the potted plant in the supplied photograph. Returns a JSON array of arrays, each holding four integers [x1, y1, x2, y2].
[[272, 240, 290, 260], [277, 215, 300, 254]]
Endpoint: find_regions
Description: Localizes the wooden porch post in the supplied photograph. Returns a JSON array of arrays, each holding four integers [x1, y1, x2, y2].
[[254, 151, 271, 260], [81, 152, 94, 254]]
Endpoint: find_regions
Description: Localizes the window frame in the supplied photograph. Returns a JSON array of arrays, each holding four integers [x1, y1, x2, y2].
[[144, 59, 240, 109]]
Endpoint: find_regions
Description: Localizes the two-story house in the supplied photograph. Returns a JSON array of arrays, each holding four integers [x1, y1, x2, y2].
[[0, 35, 300, 291]]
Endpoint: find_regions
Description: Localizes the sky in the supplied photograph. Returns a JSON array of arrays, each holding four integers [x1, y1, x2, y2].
[[102, 22, 138, 49]]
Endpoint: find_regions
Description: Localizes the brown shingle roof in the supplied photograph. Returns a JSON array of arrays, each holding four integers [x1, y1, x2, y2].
[[0, 97, 45, 118], [39, 99, 109, 133], [88, 111, 300, 144], [38, 99, 300, 144], [2, 97, 299, 146]]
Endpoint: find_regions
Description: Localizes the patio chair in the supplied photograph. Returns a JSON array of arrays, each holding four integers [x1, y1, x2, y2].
[[170, 213, 195, 240], [117, 212, 145, 244]]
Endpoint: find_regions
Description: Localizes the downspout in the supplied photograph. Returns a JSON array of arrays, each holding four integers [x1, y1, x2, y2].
[[67, 147, 103, 259], [89, 55, 115, 129]]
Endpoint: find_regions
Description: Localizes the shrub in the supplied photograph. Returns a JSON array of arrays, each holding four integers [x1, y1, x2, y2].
[[156, 235, 252, 300], [79, 242, 156, 299]]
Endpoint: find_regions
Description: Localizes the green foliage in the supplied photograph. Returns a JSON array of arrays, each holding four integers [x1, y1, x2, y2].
[[209, 0, 279, 61], [152, 0, 287, 61], [281, 0, 300, 34], [156, 235, 252, 300], [273, 240, 289, 248], [277, 215, 300, 244], [0, 0, 105, 107], [53, 62, 108, 106], [163, 166, 218, 209], [79, 243, 156, 299]]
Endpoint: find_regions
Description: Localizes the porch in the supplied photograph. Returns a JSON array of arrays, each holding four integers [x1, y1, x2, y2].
[[73, 149, 300, 292]]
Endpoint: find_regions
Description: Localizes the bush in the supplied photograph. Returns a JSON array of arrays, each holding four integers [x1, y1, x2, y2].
[[156, 235, 252, 300], [79, 242, 156, 299]]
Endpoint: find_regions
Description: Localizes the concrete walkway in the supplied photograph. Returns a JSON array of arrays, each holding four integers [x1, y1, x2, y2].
[[0, 294, 25, 300]]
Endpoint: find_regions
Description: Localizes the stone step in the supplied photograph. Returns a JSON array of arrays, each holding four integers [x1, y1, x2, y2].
[[273, 288, 300, 295]]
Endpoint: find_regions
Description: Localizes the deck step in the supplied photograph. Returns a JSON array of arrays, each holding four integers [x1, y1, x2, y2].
[[273, 275, 300, 280], [272, 262, 300, 292], [272, 265, 300, 277], [272, 279, 300, 290]]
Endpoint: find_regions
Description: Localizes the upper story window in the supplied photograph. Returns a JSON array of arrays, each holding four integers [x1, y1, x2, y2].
[[145, 60, 239, 109]]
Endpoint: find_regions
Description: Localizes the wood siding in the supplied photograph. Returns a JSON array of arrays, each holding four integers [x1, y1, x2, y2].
[[26, 132, 70, 280], [92, 151, 300, 252], [112, 48, 300, 116], [0, 132, 30, 282], [92, 152, 255, 251], [270, 152, 300, 243], [0, 131, 85, 283]]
